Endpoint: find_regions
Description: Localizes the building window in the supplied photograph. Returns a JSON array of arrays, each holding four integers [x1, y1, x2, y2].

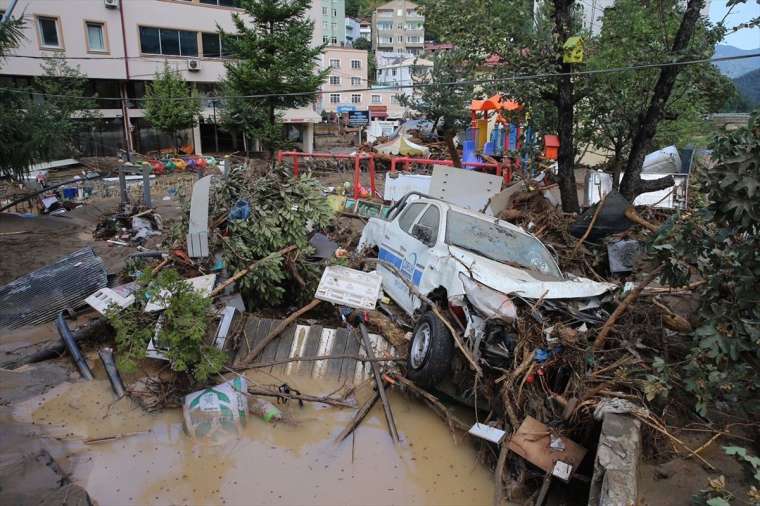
[[329, 59, 340, 69], [351, 77, 361, 86], [351, 59, 361, 69], [322, 7, 328, 15], [329, 75, 340, 85], [397, 36, 403, 42], [37, 16, 62, 48], [202, 32, 227, 58], [377, 22, 392, 31], [330, 94, 340, 103], [332, 8, 337, 16], [331, 36, 337, 44], [407, 36, 420, 43], [322, 21, 328, 30], [200, 0, 241, 7], [139, 27, 198, 57], [371, 94, 381, 104], [85, 22, 106, 52], [407, 9, 417, 16], [351, 94, 361, 103], [331, 22, 336, 30]]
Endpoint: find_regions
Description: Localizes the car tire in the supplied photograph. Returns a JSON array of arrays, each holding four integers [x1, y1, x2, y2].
[[406, 311, 455, 388]]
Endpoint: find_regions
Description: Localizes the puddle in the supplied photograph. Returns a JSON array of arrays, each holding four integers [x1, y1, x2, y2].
[[18, 372, 495, 506]]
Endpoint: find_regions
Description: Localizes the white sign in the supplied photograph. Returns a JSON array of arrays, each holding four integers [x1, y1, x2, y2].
[[315, 266, 382, 311]]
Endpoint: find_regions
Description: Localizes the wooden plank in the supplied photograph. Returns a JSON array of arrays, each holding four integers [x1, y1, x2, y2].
[[295, 324, 323, 378], [256, 319, 278, 365], [234, 317, 263, 364], [340, 329, 361, 382], [327, 328, 350, 378], [271, 324, 297, 375]]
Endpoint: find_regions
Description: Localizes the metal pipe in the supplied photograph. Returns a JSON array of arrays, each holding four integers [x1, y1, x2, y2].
[[98, 347, 126, 398], [1, 0, 19, 23], [56, 313, 94, 380]]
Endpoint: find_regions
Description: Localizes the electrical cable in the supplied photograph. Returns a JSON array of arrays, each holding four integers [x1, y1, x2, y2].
[[0, 51, 757, 102]]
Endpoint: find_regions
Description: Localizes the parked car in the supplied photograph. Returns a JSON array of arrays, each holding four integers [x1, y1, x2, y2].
[[358, 192, 615, 387]]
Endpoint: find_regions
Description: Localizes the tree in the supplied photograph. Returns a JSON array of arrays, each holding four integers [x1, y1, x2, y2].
[[0, 53, 99, 179], [352, 37, 371, 51], [575, 0, 731, 190], [398, 50, 475, 167], [221, 0, 327, 157], [143, 65, 201, 153]]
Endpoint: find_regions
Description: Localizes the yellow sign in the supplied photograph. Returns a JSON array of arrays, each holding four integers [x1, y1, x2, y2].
[[563, 36, 584, 64]]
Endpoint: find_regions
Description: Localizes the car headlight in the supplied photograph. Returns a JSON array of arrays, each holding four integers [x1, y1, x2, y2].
[[458, 272, 517, 323]]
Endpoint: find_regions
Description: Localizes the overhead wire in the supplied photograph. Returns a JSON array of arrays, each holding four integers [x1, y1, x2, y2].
[[0, 51, 757, 102]]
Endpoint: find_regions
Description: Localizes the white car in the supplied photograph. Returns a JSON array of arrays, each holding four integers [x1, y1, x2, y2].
[[358, 193, 615, 386]]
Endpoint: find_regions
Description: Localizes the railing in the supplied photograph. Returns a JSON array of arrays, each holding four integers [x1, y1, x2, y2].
[[275, 151, 512, 200]]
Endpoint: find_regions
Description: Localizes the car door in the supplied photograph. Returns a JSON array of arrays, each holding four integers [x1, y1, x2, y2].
[[378, 201, 442, 315]]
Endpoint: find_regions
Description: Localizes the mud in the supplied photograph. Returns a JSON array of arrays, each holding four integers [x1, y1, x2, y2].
[[14, 370, 494, 506]]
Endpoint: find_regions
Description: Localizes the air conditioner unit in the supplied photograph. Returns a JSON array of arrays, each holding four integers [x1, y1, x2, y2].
[[187, 59, 201, 72], [104, 0, 119, 9]]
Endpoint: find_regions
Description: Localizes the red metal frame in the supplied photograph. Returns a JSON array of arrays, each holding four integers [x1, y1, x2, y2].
[[275, 151, 512, 200]]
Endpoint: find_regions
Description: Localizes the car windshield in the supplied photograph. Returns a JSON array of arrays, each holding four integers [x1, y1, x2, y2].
[[445, 211, 562, 278]]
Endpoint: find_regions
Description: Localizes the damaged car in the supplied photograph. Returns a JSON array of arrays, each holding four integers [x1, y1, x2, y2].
[[358, 192, 615, 387]]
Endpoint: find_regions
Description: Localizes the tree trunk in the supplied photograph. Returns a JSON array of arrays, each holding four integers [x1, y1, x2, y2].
[[445, 131, 462, 168], [267, 104, 276, 160], [619, 0, 704, 201], [554, 0, 580, 213]]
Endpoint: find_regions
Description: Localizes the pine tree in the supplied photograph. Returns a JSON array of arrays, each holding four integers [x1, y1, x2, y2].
[[221, 0, 327, 156], [143, 64, 201, 153]]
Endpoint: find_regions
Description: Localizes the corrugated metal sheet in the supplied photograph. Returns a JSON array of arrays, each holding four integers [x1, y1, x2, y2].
[[0, 247, 107, 331]]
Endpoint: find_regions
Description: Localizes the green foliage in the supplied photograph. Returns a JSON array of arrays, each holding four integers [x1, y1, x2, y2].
[[143, 65, 201, 151], [221, 0, 327, 153], [651, 111, 760, 416], [398, 49, 475, 137], [107, 268, 226, 383], [0, 56, 99, 180], [724, 446, 760, 484], [0, 16, 24, 59], [213, 165, 333, 307], [352, 37, 371, 51]]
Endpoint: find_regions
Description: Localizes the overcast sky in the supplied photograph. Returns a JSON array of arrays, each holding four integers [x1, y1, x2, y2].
[[709, 0, 760, 49]]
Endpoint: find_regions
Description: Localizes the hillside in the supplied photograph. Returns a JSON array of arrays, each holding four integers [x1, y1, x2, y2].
[[734, 67, 760, 106], [714, 44, 760, 78]]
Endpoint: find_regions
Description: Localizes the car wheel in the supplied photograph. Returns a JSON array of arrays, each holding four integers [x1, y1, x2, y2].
[[406, 311, 454, 388]]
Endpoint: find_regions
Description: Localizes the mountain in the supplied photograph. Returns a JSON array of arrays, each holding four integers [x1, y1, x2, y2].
[[734, 68, 760, 106], [713, 44, 760, 79]]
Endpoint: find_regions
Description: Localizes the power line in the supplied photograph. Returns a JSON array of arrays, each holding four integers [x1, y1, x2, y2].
[[0, 51, 758, 102]]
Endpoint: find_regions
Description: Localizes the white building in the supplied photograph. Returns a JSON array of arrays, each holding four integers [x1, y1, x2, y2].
[[375, 55, 432, 97], [345, 17, 361, 46], [371, 0, 424, 55], [0, 0, 326, 154], [318, 0, 346, 45]]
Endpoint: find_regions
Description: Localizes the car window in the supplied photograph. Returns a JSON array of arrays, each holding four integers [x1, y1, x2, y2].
[[445, 211, 562, 278], [414, 205, 440, 246], [397, 202, 426, 233]]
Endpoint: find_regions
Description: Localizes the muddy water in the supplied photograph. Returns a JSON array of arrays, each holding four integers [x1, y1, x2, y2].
[[15, 372, 494, 506]]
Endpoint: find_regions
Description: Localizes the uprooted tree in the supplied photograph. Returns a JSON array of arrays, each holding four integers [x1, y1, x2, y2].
[[211, 166, 334, 307]]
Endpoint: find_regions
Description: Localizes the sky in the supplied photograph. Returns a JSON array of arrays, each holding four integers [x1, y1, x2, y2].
[[709, 0, 760, 49]]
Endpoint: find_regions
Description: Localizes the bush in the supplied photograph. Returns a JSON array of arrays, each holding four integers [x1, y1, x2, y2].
[[107, 268, 226, 382], [652, 111, 760, 416]]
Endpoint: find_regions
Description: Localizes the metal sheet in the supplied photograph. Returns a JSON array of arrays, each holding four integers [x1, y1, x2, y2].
[[429, 165, 503, 212], [0, 247, 107, 331], [187, 175, 212, 258]]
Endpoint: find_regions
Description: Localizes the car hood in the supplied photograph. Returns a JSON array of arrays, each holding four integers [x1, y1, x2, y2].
[[449, 246, 616, 300]]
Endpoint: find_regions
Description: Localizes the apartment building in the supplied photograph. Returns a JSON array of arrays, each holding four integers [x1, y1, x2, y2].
[[318, 0, 346, 45], [345, 17, 360, 46], [371, 0, 424, 55], [375, 55, 432, 96], [358, 19, 371, 41], [320, 47, 407, 119], [0, 0, 326, 155]]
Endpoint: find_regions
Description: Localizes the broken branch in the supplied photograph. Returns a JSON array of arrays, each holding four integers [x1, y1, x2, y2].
[[335, 389, 381, 443], [246, 387, 354, 408], [210, 245, 297, 297], [593, 266, 663, 351]]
